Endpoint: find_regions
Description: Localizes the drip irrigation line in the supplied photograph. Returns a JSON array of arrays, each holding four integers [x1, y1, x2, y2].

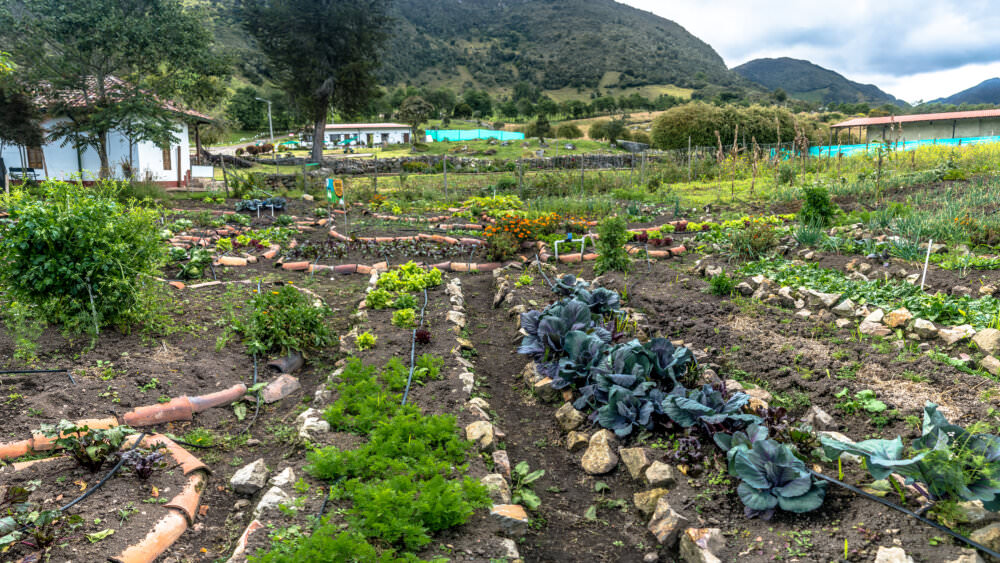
[[240, 353, 262, 435], [808, 469, 1000, 559], [170, 439, 219, 449], [0, 368, 75, 385], [534, 253, 556, 290], [401, 288, 430, 406], [12, 431, 150, 536]]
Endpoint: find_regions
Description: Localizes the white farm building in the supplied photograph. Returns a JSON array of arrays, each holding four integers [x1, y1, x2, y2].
[[1, 78, 212, 187], [304, 123, 412, 147]]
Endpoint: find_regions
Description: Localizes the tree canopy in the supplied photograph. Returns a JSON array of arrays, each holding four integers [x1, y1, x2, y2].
[[239, 0, 392, 162]]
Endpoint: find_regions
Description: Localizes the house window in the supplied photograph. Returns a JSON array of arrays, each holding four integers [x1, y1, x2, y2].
[[381, 133, 389, 144], [162, 147, 171, 170], [26, 146, 44, 169]]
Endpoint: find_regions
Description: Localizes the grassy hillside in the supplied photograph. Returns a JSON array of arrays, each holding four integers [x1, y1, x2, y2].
[[734, 57, 904, 107], [932, 78, 1000, 105], [194, 0, 753, 102]]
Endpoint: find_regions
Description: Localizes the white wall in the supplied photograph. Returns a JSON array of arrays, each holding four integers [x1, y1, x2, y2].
[[324, 128, 410, 146], [0, 117, 191, 185]]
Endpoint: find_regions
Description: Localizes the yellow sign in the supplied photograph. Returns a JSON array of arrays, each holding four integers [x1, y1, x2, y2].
[[333, 179, 344, 198]]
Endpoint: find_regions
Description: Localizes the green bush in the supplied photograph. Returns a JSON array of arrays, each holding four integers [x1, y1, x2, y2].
[[594, 216, 631, 275], [235, 285, 333, 355], [778, 163, 797, 185], [556, 123, 583, 139], [708, 273, 736, 296], [799, 185, 836, 227], [0, 180, 164, 332]]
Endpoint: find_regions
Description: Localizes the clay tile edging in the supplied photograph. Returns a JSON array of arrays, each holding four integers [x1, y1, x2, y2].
[[188, 384, 248, 413], [164, 469, 208, 525], [228, 519, 265, 561], [109, 509, 189, 563], [123, 397, 194, 427]]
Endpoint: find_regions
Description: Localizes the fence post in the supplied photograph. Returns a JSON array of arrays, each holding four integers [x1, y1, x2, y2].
[[443, 154, 448, 197], [687, 136, 692, 181], [373, 154, 378, 191], [580, 154, 584, 192]]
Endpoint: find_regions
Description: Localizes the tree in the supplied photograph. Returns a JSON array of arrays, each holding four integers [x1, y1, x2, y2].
[[227, 87, 268, 130], [453, 103, 473, 119], [424, 87, 457, 118], [0, 81, 44, 170], [0, 0, 224, 178], [535, 96, 559, 118], [516, 98, 535, 118], [240, 0, 392, 162], [773, 88, 788, 104], [397, 96, 433, 146], [461, 89, 493, 118]]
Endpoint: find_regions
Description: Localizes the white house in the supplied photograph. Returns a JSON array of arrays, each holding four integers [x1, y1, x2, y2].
[[304, 123, 412, 147], [1, 79, 212, 187]]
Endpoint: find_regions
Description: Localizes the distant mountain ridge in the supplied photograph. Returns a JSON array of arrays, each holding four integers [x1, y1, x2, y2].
[[733, 57, 905, 106], [932, 78, 1000, 105]]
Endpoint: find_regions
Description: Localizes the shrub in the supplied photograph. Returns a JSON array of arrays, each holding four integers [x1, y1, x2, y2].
[[729, 219, 779, 258], [0, 180, 164, 333], [401, 161, 430, 173], [799, 185, 836, 227], [708, 272, 736, 296], [778, 163, 797, 185], [594, 216, 631, 275], [556, 123, 583, 139], [631, 131, 651, 146], [485, 231, 521, 262], [496, 175, 517, 190], [235, 285, 333, 355]]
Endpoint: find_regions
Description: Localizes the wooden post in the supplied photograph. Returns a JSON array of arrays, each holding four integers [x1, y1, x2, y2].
[[687, 136, 692, 181], [442, 154, 448, 197], [194, 123, 202, 165], [373, 154, 378, 192], [220, 153, 230, 197]]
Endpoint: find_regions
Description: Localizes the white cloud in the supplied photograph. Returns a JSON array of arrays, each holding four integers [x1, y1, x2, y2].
[[619, 0, 1000, 103]]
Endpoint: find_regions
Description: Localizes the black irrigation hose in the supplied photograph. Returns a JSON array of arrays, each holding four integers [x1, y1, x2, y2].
[[240, 353, 262, 435], [808, 469, 1000, 559], [534, 253, 556, 290], [401, 288, 430, 406], [12, 431, 150, 536], [0, 368, 75, 385], [171, 439, 219, 450]]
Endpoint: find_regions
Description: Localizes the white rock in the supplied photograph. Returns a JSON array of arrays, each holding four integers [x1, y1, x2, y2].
[[912, 319, 937, 339], [481, 473, 512, 504], [295, 408, 330, 440], [875, 546, 914, 563], [230, 458, 269, 495], [940, 324, 976, 345], [253, 486, 290, 517], [269, 467, 295, 488]]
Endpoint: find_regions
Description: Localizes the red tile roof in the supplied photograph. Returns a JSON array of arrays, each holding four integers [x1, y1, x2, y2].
[[38, 76, 213, 123], [833, 109, 1000, 128]]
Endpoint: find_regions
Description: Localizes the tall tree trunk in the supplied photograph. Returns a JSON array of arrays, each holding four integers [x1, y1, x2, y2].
[[311, 117, 325, 163], [98, 131, 110, 179]]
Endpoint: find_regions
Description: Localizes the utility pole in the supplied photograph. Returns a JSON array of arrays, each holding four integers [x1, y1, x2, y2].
[[256, 97, 276, 175]]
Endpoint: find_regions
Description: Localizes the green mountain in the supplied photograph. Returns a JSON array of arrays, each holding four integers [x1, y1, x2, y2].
[[198, 0, 750, 98], [733, 57, 904, 106], [382, 0, 744, 93], [931, 78, 1000, 105]]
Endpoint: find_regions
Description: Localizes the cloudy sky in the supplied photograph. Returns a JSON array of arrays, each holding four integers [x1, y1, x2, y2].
[[621, 0, 1000, 103]]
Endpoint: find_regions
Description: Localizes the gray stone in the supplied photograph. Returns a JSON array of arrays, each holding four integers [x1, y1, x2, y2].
[[974, 328, 1000, 355], [499, 538, 520, 560], [705, 265, 723, 278], [680, 528, 724, 563], [735, 282, 754, 296], [492, 450, 511, 478], [446, 310, 466, 328], [555, 402, 586, 431], [860, 320, 892, 337], [955, 500, 1000, 526], [795, 309, 812, 319], [620, 447, 653, 479], [940, 324, 977, 345], [459, 372, 475, 395], [982, 285, 999, 297], [231, 458, 269, 495], [646, 461, 677, 488], [253, 486, 290, 517], [982, 355, 1000, 376], [804, 406, 836, 431], [832, 298, 856, 317], [835, 318, 853, 329], [644, 553, 660, 563], [634, 488, 671, 516], [776, 286, 797, 308], [533, 377, 562, 402], [581, 429, 618, 475], [647, 497, 688, 545], [912, 319, 938, 339], [456, 337, 475, 350], [466, 421, 496, 452], [972, 523, 1000, 559], [490, 504, 529, 536], [724, 379, 745, 392], [952, 285, 973, 297], [946, 549, 987, 563], [469, 397, 490, 411], [864, 309, 885, 324], [874, 546, 914, 563], [884, 308, 913, 328], [481, 474, 512, 504], [566, 431, 589, 452], [806, 290, 842, 309], [295, 408, 330, 440], [268, 467, 295, 488]]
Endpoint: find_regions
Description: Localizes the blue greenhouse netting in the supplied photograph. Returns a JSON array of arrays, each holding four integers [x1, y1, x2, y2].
[[425, 129, 525, 142], [809, 135, 1000, 157]]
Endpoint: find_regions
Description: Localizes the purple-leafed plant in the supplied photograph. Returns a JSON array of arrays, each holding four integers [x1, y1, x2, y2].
[[119, 447, 165, 479], [415, 328, 432, 345]]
